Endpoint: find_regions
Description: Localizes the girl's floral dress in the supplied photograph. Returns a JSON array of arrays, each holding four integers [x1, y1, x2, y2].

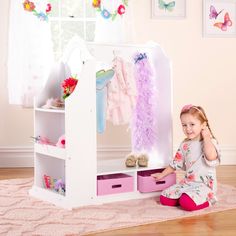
[[162, 139, 221, 205]]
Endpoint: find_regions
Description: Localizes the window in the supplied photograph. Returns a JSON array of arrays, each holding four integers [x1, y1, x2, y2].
[[49, 0, 96, 61]]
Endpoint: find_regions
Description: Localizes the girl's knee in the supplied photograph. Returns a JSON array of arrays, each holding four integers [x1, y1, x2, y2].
[[179, 193, 196, 211], [179, 193, 209, 211], [160, 195, 179, 206]]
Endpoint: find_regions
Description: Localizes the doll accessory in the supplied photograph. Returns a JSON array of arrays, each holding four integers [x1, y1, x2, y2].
[[92, 0, 128, 21], [137, 153, 149, 167], [125, 153, 137, 167], [43, 175, 65, 195], [41, 98, 64, 109], [31, 135, 54, 145], [23, 0, 52, 22], [43, 174, 51, 188], [125, 153, 149, 167], [134, 53, 147, 64], [131, 52, 157, 152], [41, 98, 54, 109], [96, 69, 115, 133], [181, 104, 193, 112], [56, 134, 66, 148], [54, 179, 66, 195]]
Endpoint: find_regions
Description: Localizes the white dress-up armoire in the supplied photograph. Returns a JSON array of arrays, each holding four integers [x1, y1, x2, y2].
[[29, 40, 175, 209]]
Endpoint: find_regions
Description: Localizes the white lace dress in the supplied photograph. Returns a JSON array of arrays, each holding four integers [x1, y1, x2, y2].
[[162, 139, 221, 205]]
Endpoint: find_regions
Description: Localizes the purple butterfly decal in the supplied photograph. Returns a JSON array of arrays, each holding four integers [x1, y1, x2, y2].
[[209, 5, 223, 19]]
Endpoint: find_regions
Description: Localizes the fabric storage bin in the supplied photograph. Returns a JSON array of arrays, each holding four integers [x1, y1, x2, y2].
[[97, 173, 133, 196], [137, 169, 176, 193]]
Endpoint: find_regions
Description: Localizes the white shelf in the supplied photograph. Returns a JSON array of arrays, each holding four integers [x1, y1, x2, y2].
[[97, 159, 166, 175], [35, 108, 65, 113], [35, 143, 66, 160], [29, 186, 67, 208]]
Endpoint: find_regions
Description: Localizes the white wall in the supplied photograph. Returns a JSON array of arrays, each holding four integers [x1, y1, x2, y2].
[[0, 0, 236, 166]]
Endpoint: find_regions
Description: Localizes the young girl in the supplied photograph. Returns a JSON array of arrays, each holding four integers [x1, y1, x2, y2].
[[151, 104, 221, 211]]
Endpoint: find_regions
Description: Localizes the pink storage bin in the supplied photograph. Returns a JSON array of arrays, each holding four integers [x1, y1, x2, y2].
[[137, 169, 176, 193], [97, 173, 133, 196]]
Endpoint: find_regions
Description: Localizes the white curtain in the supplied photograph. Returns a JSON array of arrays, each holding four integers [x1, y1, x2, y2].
[[8, 0, 54, 107]]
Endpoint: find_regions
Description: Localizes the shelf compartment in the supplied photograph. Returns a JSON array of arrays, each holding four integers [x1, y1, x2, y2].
[[35, 153, 65, 191], [137, 169, 176, 193], [35, 143, 66, 160], [97, 158, 166, 175], [29, 186, 67, 208], [97, 173, 133, 196], [34, 111, 65, 144], [35, 108, 65, 113]]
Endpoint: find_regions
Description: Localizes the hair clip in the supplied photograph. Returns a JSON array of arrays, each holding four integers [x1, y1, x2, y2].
[[181, 104, 193, 112], [134, 53, 147, 64]]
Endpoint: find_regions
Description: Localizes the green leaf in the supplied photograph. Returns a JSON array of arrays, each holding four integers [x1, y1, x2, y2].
[[123, 0, 128, 6], [112, 12, 117, 21], [200, 176, 204, 182]]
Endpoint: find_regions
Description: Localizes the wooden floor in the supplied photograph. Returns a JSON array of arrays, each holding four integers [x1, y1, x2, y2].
[[1, 165, 236, 236]]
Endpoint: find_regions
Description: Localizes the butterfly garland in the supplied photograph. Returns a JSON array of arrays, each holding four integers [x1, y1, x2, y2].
[[158, 0, 175, 12], [23, 0, 52, 22], [209, 5, 232, 32], [92, 0, 128, 21]]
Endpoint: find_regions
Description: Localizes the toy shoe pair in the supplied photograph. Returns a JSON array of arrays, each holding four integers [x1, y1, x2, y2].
[[125, 153, 149, 168]]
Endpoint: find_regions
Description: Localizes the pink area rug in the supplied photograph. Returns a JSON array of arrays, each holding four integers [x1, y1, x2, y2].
[[1, 178, 236, 236]]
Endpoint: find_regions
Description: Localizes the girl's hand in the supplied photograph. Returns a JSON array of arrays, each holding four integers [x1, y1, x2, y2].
[[151, 173, 164, 181], [201, 126, 211, 140]]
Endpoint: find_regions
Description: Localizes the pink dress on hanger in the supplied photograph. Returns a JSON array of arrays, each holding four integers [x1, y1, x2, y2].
[[107, 57, 137, 125]]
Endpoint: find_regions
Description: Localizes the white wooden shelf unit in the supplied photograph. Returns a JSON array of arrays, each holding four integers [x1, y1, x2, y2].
[[29, 42, 173, 209]]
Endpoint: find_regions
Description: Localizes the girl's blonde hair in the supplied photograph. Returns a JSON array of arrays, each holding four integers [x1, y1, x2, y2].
[[180, 104, 216, 140]]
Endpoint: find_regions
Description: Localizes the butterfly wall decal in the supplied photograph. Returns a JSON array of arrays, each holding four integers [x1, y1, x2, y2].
[[214, 12, 232, 31], [209, 5, 223, 19], [158, 0, 175, 12]]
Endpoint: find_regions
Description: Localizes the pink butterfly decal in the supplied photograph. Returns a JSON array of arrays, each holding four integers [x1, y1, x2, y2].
[[214, 12, 233, 31], [209, 5, 223, 19]]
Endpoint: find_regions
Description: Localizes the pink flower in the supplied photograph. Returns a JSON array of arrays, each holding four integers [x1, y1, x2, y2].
[[182, 143, 188, 151], [46, 3, 52, 13], [117, 5, 126, 15], [23, 0, 35, 12], [208, 192, 214, 199], [92, 0, 101, 8], [174, 151, 182, 162], [179, 179, 187, 184], [187, 174, 195, 181], [208, 179, 214, 189], [61, 76, 78, 99]]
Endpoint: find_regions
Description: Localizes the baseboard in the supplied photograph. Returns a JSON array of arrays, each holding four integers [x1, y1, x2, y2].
[[218, 146, 236, 165], [0, 145, 235, 167], [0, 146, 34, 167]]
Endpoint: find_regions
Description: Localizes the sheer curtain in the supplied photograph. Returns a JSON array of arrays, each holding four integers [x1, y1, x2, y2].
[[8, 0, 53, 107]]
